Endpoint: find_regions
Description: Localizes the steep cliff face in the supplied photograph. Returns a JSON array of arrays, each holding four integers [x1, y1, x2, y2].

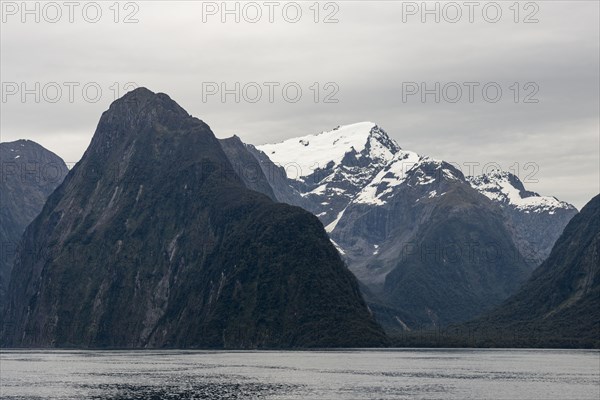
[[0, 140, 68, 303], [245, 143, 313, 212], [2, 88, 386, 348], [218, 136, 277, 202], [471, 194, 599, 346]]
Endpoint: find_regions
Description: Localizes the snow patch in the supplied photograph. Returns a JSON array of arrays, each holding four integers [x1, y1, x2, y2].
[[330, 238, 345, 255], [325, 208, 347, 233], [310, 184, 328, 195]]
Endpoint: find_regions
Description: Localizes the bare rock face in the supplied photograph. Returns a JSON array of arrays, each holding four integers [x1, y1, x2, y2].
[[0, 140, 68, 303], [2, 88, 386, 348]]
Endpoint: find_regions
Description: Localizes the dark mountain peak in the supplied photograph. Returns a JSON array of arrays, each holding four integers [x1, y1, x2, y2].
[[0, 139, 68, 182], [96, 88, 186, 133], [112, 87, 187, 115], [104, 87, 191, 126], [1, 138, 31, 147], [1, 138, 61, 158], [221, 134, 244, 146], [86, 88, 215, 165]]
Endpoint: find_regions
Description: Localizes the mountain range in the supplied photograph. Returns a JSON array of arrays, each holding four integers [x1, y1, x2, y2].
[[1, 88, 385, 348], [229, 122, 578, 328], [1, 89, 591, 348]]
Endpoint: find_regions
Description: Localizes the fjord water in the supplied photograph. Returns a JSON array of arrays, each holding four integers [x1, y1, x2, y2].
[[1, 349, 598, 399]]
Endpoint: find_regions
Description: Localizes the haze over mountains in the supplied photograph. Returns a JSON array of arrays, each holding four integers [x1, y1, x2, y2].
[[1, 88, 595, 348]]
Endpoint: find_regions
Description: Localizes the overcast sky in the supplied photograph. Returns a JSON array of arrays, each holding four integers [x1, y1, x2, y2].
[[1, 0, 598, 208]]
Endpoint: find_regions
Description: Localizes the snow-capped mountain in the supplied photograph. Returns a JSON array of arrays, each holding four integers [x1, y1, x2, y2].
[[256, 122, 576, 264], [229, 122, 577, 330], [257, 122, 402, 226], [467, 171, 575, 214], [258, 122, 400, 182], [468, 171, 577, 264]]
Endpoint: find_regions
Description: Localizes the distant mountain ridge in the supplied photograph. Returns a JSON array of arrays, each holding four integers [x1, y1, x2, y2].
[[0, 140, 68, 304], [254, 123, 576, 263], [231, 122, 579, 329], [468, 171, 577, 264]]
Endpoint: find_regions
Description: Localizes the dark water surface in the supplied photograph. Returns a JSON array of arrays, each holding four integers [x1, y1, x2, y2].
[[1, 349, 598, 399]]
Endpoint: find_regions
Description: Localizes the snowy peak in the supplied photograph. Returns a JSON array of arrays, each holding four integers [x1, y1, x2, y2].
[[365, 124, 402, 159], [468, 170, 576, 213], [257, 122, 400, 180], [405, 159, 465, 186], [257, 122, 575, 215], [256, 122, 405, 226], [353, 155, 466, 206]]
